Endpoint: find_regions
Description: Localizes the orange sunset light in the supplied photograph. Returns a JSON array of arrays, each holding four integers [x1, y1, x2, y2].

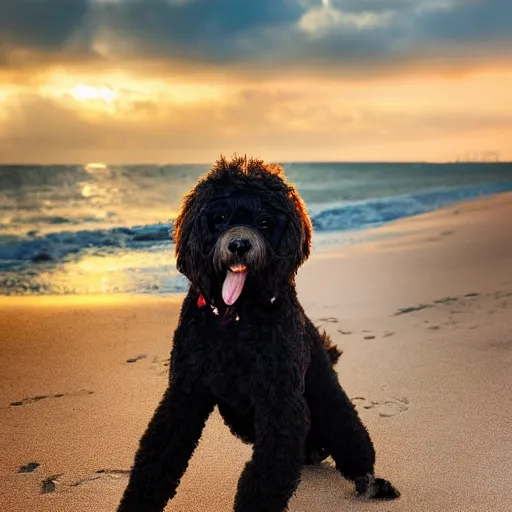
[[0, 0, 511, 163], [71, 83, 118, 103]]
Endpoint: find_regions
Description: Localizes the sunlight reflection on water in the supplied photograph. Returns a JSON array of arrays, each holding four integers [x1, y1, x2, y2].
[[33, 248, 185, 295]]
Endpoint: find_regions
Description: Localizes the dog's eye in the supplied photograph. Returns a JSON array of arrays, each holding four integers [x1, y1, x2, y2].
[[212, 214, 227, 226], [259, 217, 273, 230]]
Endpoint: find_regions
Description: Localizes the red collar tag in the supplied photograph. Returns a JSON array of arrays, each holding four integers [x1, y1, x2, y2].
[[197, 294, 207, 308]]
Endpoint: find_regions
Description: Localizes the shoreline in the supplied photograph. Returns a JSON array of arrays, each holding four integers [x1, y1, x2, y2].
[[312, 188, 512, 254], [2, 189, 511, 301]]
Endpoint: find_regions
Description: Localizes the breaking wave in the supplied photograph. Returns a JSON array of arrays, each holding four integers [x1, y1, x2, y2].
[[2, 180, 512, 270]]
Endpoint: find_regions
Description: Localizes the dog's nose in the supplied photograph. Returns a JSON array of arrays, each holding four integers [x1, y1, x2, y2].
[[228, 238, 252, 257]]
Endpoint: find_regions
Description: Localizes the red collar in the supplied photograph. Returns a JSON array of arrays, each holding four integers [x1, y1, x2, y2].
[[197, 293, 239, 323], [197, 293, 276, 311]]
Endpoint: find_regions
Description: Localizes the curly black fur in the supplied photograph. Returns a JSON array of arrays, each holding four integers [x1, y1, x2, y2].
[[117, 156, 399, 511]]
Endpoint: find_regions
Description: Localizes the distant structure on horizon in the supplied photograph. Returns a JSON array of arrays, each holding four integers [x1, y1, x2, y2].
[[454, 151, 500, 163]]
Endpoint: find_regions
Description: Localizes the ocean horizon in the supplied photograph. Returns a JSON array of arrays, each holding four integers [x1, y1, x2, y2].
[[1, 161, 512, 296]]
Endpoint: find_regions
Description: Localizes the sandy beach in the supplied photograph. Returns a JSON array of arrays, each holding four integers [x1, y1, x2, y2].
[[1, 191, 511, 512]]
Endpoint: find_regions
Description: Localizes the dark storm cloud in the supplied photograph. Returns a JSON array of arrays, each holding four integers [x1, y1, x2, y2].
[[101, 0, 302, 41], [1, 0, 512, 72], [419, 1, 512, 43], [93, 0, 396, 64], [94, 0, 302, 63], [0, 0, 88, 49]]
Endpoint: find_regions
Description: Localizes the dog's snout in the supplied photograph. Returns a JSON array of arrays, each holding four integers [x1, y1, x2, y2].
[[214, 227, 265, 273], [228, 238, 252, 257]]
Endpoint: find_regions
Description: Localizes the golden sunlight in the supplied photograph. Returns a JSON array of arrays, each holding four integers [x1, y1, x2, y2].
[[0, 91, 6, 119], [37, 250, 177, 295], [70, 83, 118, 104], [34, 71, 226, 122], [84, 162, 109, 173]]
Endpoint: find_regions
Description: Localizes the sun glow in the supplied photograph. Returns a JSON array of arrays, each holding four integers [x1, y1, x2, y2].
[[70, 83, 118, 103], [0, 91, 6, 119], [36, 72, 226, 122]]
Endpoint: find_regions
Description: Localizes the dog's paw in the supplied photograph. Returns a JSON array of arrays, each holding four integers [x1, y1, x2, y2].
[[355, 474, 400, 500], [370, 477, 400, 499]]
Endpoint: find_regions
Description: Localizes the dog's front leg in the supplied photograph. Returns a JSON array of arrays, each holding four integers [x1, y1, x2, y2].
[[234, 391, 309, 512], [117, 382, 215, 512]]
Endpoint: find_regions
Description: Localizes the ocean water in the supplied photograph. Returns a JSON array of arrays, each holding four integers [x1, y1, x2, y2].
[[1, 161, 512, 296]]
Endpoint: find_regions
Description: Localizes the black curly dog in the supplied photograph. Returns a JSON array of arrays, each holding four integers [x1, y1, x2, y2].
[[118, 156, 400, 511]]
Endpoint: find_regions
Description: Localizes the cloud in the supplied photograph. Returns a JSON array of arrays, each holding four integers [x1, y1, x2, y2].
[[298, 5, 396, 35], [94, 0, 512, 71], [91, 0, 302, 64], [0, 0, 88, 50], [417, 0, 512, 43], [0, 94, 103, 153], [0, 0, 511, 77], [2, 76, 511, 163]]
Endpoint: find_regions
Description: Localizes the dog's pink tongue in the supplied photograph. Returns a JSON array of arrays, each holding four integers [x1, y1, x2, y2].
[[222, 270, 247, 305]]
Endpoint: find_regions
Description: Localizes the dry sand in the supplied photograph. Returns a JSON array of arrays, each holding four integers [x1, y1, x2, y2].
[[1, 192, 511, 512]]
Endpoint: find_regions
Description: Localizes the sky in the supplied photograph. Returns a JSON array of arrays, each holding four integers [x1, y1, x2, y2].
[[0, 0, 511, 164]]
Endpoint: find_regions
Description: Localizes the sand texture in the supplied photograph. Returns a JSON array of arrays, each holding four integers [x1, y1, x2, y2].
[[1, 192, 511, 511]]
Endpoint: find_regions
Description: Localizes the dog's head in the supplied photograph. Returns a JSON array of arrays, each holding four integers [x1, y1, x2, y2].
[[173, 156, 312, 309]]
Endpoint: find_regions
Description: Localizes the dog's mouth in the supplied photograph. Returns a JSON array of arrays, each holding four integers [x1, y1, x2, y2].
[[222, 263, 248, 305]]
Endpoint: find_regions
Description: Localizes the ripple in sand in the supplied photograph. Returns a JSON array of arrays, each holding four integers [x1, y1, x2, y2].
[[10, 389, 94, 407]]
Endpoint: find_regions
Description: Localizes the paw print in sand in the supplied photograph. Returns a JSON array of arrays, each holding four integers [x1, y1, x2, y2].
[[351, 396, 409, 418]]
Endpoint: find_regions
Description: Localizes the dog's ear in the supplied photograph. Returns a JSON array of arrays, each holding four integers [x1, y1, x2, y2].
[[290, 185, 312, 264], [173, 187, 201, 279], [278, 184, 312, 271]]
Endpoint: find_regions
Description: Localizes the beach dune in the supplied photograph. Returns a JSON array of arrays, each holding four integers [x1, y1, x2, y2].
[[1, 192, 511, 511]]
